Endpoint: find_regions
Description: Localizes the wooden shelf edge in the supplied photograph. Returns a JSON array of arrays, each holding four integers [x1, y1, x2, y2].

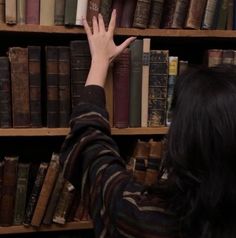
[[0, 221, 93, 234]]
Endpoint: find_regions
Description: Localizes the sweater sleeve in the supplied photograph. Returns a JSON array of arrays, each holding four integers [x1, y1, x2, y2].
[[60, 85, 178, 238]]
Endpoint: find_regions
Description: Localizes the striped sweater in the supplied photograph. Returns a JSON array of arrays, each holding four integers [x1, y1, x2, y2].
[[60, 85, 179, 238]]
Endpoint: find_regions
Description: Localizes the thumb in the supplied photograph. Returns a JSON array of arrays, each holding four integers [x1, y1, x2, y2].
[[117, 37, 137, 54]]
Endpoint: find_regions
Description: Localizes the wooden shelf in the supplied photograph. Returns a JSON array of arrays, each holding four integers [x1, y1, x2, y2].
[[0, 23, 236, 38], [0, 221, 93, 234], [0, 127, 168, 136]]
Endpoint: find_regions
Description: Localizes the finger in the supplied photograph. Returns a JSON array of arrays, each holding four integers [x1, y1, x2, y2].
[[83, 17, 92, 38], [98, 13, 106, 33], [117, 37, 137, 53], [92, 16, 99, 34], [108, 9, 116, 34]]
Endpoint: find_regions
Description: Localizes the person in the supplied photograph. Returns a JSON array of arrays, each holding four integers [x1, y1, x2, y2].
[[60, 10, 236, 238]]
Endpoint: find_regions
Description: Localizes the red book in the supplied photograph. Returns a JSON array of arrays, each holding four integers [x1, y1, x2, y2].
[[26, 0, 40, 24]]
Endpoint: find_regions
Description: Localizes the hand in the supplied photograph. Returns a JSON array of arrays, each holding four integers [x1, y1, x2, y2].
[[83, 9, 136, 64]]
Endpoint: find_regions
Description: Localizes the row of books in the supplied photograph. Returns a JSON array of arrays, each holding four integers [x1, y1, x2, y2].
[[0, 153, 91, 227], [0, 0, 235, 30]]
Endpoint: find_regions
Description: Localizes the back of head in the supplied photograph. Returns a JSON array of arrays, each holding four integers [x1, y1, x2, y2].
[[165, 64, 236, 238]]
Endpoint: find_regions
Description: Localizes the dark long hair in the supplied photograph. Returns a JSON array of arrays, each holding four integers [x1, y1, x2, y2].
[[159, 65, 236, 238]]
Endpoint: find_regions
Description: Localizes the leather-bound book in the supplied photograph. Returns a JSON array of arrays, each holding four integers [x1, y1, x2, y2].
[[70, 40, 91, 109], [40, 0, 55, 25], [145, 139, 162, 185], [45, 46, 59, 128], [178, 60, 189, 75], [111, 0, 124, 27], [9, 47, 31, 128], [0, 0, 5, 23], [207, 49, 223, 67], [86, 0, 101, 26], [202, 0, 219, 29], [54, 0, 66, 25], [148, 50, 169, 127], [185, 0, 207, 29], [0, 57, 11, 128], [64, 0, 77, 25], [5, 0, 16, 24], [227, 0, 233, 30], [222, 49, 234, 65], [16, 0, 26, 24], [129, 39, 143, 128], [31, 153, 60, 227], [99, 0, 113, 27], [75, 0, 88, 26], [26, 0, 40, 24], [120, 0, 137, 28], [133, 0, 151, 29], [28, 46, 42, 128], [132, 140, 150, 183], [13, 163, 30, 225], [0, 156, 19, 226], [58, 46, 71, 128], [215, 0, 228, 29], [23, 162, 48, 226], [161, 0, 190, 29], [148, 0, 165, 29], [113, 48, 131, 128]]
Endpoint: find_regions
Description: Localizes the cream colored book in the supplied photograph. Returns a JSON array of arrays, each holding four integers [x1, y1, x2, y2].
[[75, 0, 88, 25], [40, 0, 55, 25]]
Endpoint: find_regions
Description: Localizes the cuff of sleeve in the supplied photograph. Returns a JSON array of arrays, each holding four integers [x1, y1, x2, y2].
[[81, 85, 106, 108]]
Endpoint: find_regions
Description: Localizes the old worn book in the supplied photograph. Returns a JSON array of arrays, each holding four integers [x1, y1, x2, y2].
[[8, 47, 30, 128], [141, 38, 151, 127], [86, 0, 101, 26], [207, 49, 223, 67], [54, 0, 66, 25], [5, 0, 16, 24], [113, 48, 131, 128], [28, 46, 42, 127], [26, 0, 40, 24], [148, 0, 165, 28], [185, 0, 207, 29], [64, 0, 77, 25], [58, 46, 71, 128], [120, 0, 137, 28], [111, 0, 124, 26], [17, 0, 26, 24], [129, 39, 143, 128], [75, 0, 88, 26], [99, 0, 113, 26], [13, 163, 30, 225], [0, 0, 5, 23], [178, 60, 189, 75], [70, 40, 91, 109], [215, 0, 228, 29], [202, 0, 219, 29], [0, 57, 11, 128], [0, 156, 19, 226], [148, 50, 169, 127], [31, 153, 60, 227], [40, 0, 55, 25], [45, 46, 59, 128], [222, 49, 234, 64], [133, 0, 152, 28], [23, 162, 48, 226]]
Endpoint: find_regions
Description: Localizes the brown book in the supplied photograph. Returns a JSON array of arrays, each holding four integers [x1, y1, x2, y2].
[[17, 0, 26, 24], [31, 153, 60, 227], [0, 0, 5, 23], [26, 0, 40, 24], [58, 46, 71, 128], [70, 40, 91, 109], [207, 49, 223, 67], [148, 50, 169, 127], [111, 0, 124, 27], [5, 0, 16, 24], [86, 0, 101, 26], [54, 0, 66, 25], [185, 0, 207, 29], [148, 0, 165, 28], [0, 57, 11, 128], [222, 49, 234, 65], [28, 46, 42, 128], [0, 156, 19, 226], [133, 0, 152, 28], [8, 47, 31, 128], [113, 48, 131, 128], [99, 0, 113, 27], [120, 0, 137, 28], [202, 0, 219, 29], [46, 46, 59, 128], [40, 0, 55, 25], [145, 139, 162, 185], [178, 60, 189, 75]]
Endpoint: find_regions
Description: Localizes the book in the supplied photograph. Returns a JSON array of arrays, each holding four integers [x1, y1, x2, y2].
[[129, 39, 143, 127], [28, 46, 42, 128], [0, 161, 4, 220], [148, 50, 169, 127], [64, 0, 77, 25], [113, 48, 131, 128], [222, 49, 234, 64], [148, 0, 165, 28], [215, 0, 228, 29], [0, 0, 4, 23], [202, 0, 219, 29], [0, 156, 19, 226], [227, 0, 233, 29], [75, 0, 88, 26], [5, 0, 16, 24], [16, 0, 26, 24], [54, 0, 66, 25], [26, 0, 40, 24], [133, 0, 152, 28], [86, 0, 101, 26], [13, 163, 30, 225], [207, 49, 223, 67], [31, 153, 60, 227], [111, 0, 124, 27], [0, 57, 11, 128], [40, 0, 55, 25], [99, 0, 113, 27], [120, 0, 137, 28], [8, 47, 31, 128], [178, 60, 189, 75], [141, 38, 151, 127]]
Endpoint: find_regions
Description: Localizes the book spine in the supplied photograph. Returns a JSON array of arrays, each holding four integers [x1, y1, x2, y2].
[[40, 0, 56, 25], [28, 46, 42, 128], [148, 0, 165, 28], [0, 161, 4, 218], [5, 0, 16, 24], [75, 0, 88, 26], [120, 0, 137, 28], [227, 0, 233, 29], [178, 60, 189, 75], [86, 0, 101, 26], [0, 57, 11, 128], [216, 0, 228, 29], [99, 0, 113, 27], [222, 49, 234, 64], [111, 0, 124, 27], [64, 0, 77, 25], [54, 0, 66, 25], [207, 49, 223, 67], [26, 0, 40, 24], [0, 0, 5, 23], [202, 0, 219, 29], [9, 47, 31, 128], [161, 0, 178, 28], [17, 0, 26, 24]]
